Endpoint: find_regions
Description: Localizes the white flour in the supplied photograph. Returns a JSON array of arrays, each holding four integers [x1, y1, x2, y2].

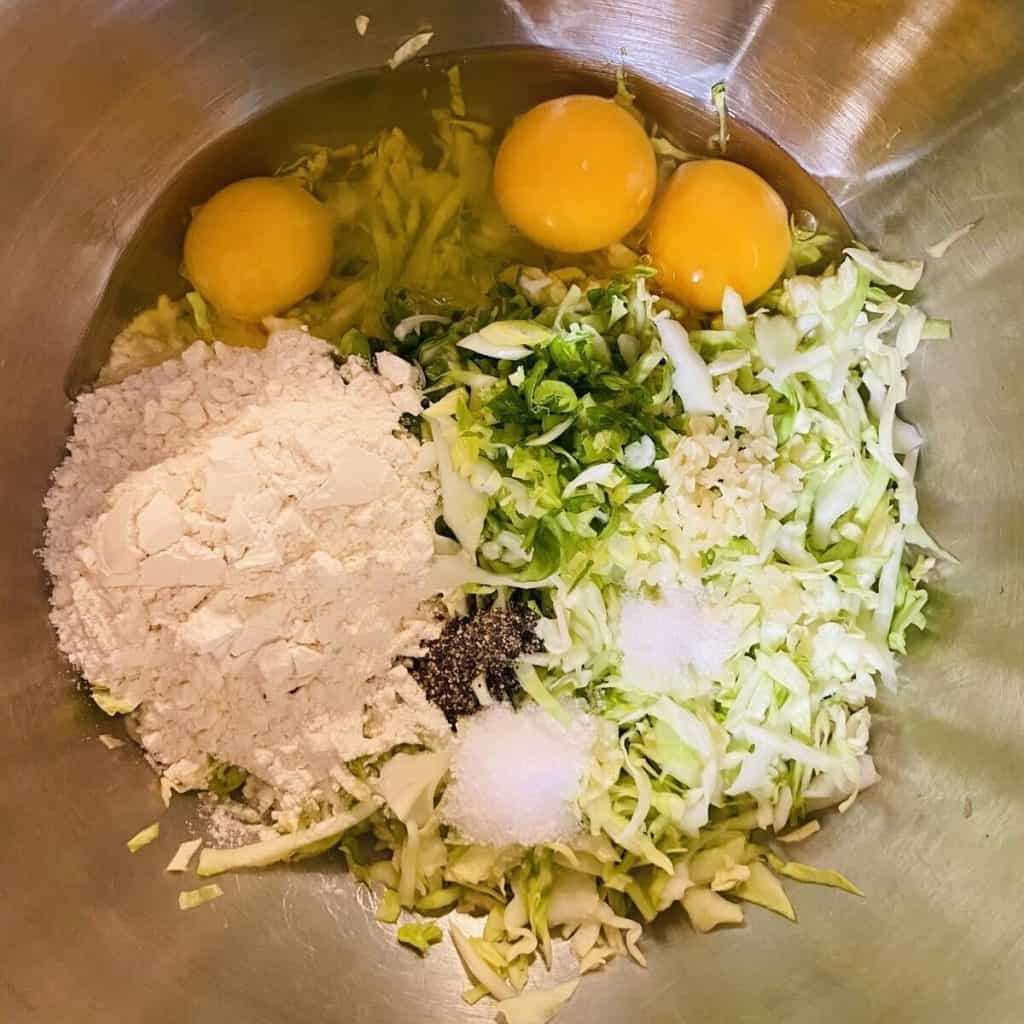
[[44, 331, 451, 819]]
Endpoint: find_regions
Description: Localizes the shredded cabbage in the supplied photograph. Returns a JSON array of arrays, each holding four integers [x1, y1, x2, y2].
[[196, 801, 378, 877], [342, 235, 937, 1010], [766, 852, 864, 896], [91, 687, 139, 716], [709, 81, 730, 153], [397, 922, 444, 956], [96, 74, 945, 1023], [178, 884, 223, 910], [165, 838, 203, 873], [496, 980, 579, 1024], [387, 31, 434, 70], [126, 822, 160, 853]]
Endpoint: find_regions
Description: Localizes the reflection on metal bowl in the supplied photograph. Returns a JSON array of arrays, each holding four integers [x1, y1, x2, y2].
[[1, 2, 1022, 1022]]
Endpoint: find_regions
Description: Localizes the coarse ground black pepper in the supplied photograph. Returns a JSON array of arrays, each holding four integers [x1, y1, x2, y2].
[[407, 605, 544, 724]]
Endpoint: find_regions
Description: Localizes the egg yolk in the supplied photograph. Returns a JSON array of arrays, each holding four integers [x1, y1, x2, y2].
[[183, 177, 334, 321], [648, 159, 790, 312], [494, 94, 657, 254]]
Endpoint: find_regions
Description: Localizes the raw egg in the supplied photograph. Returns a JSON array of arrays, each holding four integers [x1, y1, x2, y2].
[[494, 94, 657, 253], [648, 159, 790, 312], [183, 177, 334, 321]]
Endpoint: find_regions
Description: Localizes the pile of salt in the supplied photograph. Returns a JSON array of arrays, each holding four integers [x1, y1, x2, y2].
[[441, 703, 596, 847], [618, 586, 740, 690]]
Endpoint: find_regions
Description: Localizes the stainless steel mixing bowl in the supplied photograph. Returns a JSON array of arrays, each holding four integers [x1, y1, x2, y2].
[[2, 2, 1022, 1021]]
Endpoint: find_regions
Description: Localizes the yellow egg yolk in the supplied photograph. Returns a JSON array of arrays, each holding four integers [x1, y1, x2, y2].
[[494, 94, 657, 254], [183, 177, 334, 321], [648, 159, 790, 312]]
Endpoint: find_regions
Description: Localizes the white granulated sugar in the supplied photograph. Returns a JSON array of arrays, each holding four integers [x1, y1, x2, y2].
[[44, 331, 450, 817], [442, 703, 597, 847], [618, 586, 740, 691]]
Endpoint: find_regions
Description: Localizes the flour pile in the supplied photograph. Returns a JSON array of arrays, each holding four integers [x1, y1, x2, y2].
[[44, 331, 451, 818]]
